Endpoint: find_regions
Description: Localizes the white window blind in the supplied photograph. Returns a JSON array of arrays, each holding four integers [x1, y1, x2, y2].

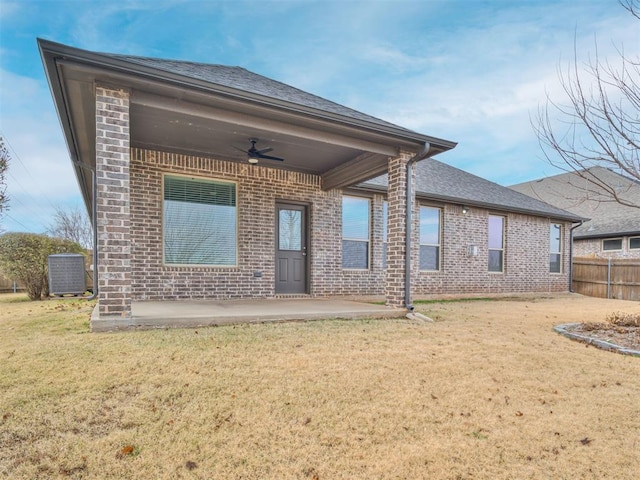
[[420, 206, 441, 271], [549, 224, 562, 273], [342, 196, 370, 269], [164, 175, 237, 265], [382, 200, 388, 269], [488, 215, 504, 272]]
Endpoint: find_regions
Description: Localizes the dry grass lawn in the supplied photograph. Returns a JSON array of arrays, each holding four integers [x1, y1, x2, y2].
[[1, 293, 639, 479]]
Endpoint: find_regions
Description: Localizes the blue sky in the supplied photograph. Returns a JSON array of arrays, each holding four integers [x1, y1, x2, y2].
[[0, 0, 637, 234]]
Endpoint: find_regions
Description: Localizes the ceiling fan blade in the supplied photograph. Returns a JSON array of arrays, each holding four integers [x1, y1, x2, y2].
[[258, 153, 285, 162], [256, 147, 273, 155], [232, 145, 249, 154]]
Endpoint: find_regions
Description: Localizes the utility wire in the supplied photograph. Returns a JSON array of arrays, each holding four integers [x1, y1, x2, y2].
[[0, 132, 66, 231], [0, 132, 59, 211], [3, 212, 36, 232], [4, 171, 57, 230]]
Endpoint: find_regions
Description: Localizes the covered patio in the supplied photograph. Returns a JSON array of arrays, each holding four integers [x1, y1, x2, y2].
[[90, 297, 405, 332], [39, 39, 457, 330]]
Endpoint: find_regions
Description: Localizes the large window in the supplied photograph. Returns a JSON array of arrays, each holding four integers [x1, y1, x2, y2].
[[488, 215, 505, 272], [420, 206, 441, 271], [163, 175, 237, 265], [602, 238, 623, 251], [549, 223, 562, 273], [342, 196, 370, 269]]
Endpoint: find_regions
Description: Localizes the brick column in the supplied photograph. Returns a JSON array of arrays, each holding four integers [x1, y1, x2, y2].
[[385, 152, 412, 308], [96, 85, 131, 317]]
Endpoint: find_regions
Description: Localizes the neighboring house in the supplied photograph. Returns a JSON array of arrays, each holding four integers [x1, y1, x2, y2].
[[39, 39, 581, 324], [510, 167, 640, 259]]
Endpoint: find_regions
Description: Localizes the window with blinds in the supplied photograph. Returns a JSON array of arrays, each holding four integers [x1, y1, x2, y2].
[[420, 206, 441, 271], [549, 223, 562, 273], [488, 215, 505, 272], [163, 175, 237, 266], [382, 200, 388, 269], [342, 196, 370, 269]]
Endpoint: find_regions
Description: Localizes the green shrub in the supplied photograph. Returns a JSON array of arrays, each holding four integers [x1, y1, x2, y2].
[[0, 232, 85, 300]]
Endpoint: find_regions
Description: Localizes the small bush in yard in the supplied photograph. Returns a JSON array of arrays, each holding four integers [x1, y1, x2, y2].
[[605, 311, 640, 327], [0, 232, 84, 300]]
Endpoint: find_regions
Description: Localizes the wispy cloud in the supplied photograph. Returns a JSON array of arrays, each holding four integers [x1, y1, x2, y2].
[[0, 0, 637, 232], [0, 1, 20, 20], [1, 68, 79, 232]]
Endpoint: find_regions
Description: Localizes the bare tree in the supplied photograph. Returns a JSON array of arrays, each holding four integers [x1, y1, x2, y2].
[[621, 0, 640, 19], [47, 206, 93, 249], [533, 0, 640, 208], [0, 136, 10, 229]]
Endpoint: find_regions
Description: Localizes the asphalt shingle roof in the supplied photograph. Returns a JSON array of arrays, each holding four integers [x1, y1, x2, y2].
[[360, 158, 582, 221], [103, 53, 413, 133], [509, 167, 640, 238]]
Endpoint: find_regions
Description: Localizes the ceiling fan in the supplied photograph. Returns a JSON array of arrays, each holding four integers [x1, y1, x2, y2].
[[235, 138, 284, 164]]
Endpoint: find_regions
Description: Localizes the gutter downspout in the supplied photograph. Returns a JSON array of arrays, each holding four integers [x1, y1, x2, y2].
[[568, 221, 583, 293], [87, 167, 98, 301], [405, 143, 431, 311], [73, 161, 98, 301]]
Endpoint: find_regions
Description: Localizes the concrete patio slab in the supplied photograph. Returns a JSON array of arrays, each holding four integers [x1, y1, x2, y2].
[[90, 297, 406, 332]]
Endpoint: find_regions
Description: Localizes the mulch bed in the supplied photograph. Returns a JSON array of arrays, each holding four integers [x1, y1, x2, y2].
[[558, 323, 640, 356]]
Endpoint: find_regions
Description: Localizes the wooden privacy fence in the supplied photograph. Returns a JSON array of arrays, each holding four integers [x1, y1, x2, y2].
[[572, 257, 640, 301], [0, 273, 22, 293]]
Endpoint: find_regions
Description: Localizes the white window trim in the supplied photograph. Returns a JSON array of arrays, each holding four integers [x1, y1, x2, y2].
[[488, 215, 505, 273], [602, 237, 623, 252], [162, 173, 239, 268], [419, 205, 441, 272], [550, 223, 562, 274], [382, 200, 388, 270], [342, 195, 371, 270]]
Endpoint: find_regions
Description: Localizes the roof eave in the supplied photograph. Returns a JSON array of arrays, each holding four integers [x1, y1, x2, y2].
[[575, 229, 640, 240], [38, 39, 94, 214], [353, 184, 584, 222], [37, 39, 456, 155]]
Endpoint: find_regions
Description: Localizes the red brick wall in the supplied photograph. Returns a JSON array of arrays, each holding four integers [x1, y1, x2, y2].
[[128, 148, 572, 301]]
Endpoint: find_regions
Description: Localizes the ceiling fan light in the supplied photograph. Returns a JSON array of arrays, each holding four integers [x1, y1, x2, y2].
[[248, 157, 259, 164]]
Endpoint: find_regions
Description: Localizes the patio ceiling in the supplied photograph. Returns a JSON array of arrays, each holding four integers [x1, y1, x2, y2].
[[39, 39, 456, 212]]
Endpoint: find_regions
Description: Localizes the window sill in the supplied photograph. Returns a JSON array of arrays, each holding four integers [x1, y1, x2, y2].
[[163, 264, 239, 270]]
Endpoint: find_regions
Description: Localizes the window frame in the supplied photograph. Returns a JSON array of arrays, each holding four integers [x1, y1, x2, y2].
[[382, 200, 388, 270], [419, 205, 442, 271], [488, 215, 505, 273], [162, 173, 238, 267], [549, 223, 562, 274], [341, 195, 371, 270], [629, 237, 640, 250], [602, 238, 623, 252]]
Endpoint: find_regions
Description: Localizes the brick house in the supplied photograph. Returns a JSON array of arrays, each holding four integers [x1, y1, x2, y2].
[[40, 40, 581, 323], [511, 167, 640, 259]]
